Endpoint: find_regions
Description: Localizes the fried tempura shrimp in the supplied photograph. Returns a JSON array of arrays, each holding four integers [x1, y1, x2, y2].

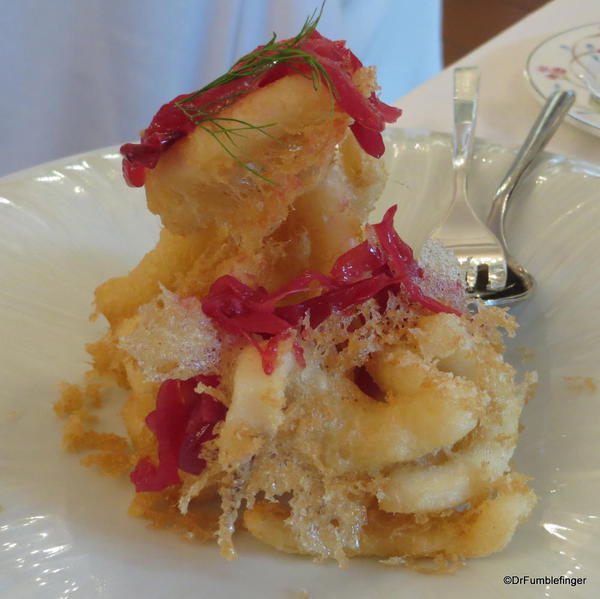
[[57, 18, 535, 572], [203, 308, 535, 564], [146, 74, 350, 239], [94, 72, 385, 328]]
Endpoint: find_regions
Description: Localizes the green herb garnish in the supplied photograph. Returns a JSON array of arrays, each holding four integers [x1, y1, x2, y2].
[[175, 3, 332, 184]]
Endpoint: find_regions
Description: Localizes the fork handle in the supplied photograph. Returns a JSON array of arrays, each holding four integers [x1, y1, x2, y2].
[[487, 90, 575, 248], [453, 67, 480, 199]]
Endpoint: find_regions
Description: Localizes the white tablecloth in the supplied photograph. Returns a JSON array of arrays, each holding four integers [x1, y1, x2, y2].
[[395, 0, 599, 164]]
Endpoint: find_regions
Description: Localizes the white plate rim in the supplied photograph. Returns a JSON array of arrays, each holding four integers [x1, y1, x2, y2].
[[2, 131, 599, 598]]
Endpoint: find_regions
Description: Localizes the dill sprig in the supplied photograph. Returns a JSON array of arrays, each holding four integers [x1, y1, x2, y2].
[[174, 3, 332, 184]]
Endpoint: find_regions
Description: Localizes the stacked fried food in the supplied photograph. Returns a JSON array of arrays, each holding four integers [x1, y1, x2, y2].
[[56, 17, 536, 569]]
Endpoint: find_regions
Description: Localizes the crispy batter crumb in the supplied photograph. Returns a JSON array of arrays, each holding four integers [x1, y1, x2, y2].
[[129, 489, 219, 542], [403, 554, 465, 575], [119, 287, 221, 383], [63, 414, 129, 453], [86, 383, 105, 409], [380, 556, 407, 566], [55, 380, 109, 417], [564, 376, 597, 392], [81, 452, 134, 477], [54, 383, 84, 417], [57, 379, 131, 475]]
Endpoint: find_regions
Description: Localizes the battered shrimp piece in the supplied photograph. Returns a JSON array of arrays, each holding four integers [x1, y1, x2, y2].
[[59, 17, 536, 573], [146, 74, 351, 240], [207, 309, 536, 563], [270, 132, 385, 277], [95, 72, 385, 329], [244, 474, 536, 560]]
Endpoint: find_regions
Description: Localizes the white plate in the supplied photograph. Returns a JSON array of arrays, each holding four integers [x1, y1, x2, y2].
[[525, 23, 600, 136], [1, 130, 599, 598]]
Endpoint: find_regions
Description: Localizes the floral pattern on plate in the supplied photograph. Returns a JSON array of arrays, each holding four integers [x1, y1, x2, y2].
[[526, 23, 600, 136]]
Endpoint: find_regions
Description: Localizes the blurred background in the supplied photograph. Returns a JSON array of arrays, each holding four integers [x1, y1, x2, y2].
[[0, 0, 548, 176]]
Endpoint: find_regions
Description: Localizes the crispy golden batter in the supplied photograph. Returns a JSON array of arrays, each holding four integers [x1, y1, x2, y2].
[[196, 303, 536, 564], [244, 473, 536, 561], [94, 71, 384, 329], [57, 59, 536, 570], [146, 75, 350, 238]]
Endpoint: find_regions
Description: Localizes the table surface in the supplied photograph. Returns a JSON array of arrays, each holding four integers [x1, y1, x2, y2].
[[395, 0, 599, 164]]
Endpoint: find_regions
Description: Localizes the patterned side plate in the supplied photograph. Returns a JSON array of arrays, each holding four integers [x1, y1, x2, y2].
[[526, 23, 600, 136]]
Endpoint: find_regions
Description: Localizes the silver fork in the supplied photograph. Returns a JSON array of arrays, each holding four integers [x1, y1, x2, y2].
[[481, 89, 575, 306], [431, 67, 508, 293]]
